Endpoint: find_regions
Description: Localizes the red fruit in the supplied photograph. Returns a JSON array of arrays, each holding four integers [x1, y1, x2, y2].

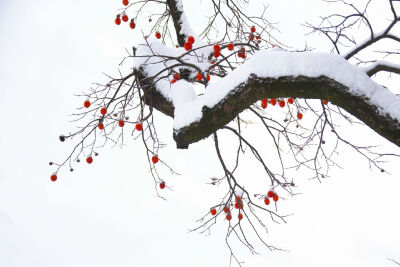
[[249, 34, 254, 41], [98, 123, 104, 130], [210, 208, 217, 216], [288, 98, 294, 104], [118, 120, 125, 127], [223, 206, 230, 213], [226, 213, 232, 221], [50, 174, 57, 182], [267, 190, 275, 198], [206, 74, 210, 81], [84, 100, 90, 108], [213, 50, 220, 58], [251, 26, 256, 33], [270, 98, 276, 106], [297, 112, 303, 120], [256, 35, 261, 40], [173, 73, 180, 80], [152, 155, 159, 164], [227, 43, 234, 51], [323, 100, 328, 105], [241, 47, 245, 52], [159, 181, 165, 189], [234, 202, 243, 209], [264, 197, 270, 205], [213, 44, 220, 51], [171, 79, 177, 84], [100, 107, 107, 115], [196, 72, 202, 81], [122, 0, 129, 6], [187, 36, 195, 44], [135, 123, 143, 131], [155, 32, 161, 39], [279, 100, 285, 108], [129, 19, 136, 29], [86, 156, 93, 164], [261, 98, 268, 109], [115, 15, 121, 25], [273, 194, 279, 202], [237, 51, 245, 58], [236, 196, 242, 202], [238, 213, 243, 220], [122, 14, 128, 22], [184, 42, 192, 51]]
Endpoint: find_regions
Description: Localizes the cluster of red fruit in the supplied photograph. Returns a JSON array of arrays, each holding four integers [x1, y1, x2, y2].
[[196, 72, 211, 82], [210, 195, 244, 221], [114, 1, 135, 29], [184, 36, 195, 51], [115, 14, 136, 29], [264, 190, 279, 205], [83, 100, 144, 131], [170, 72, 180, 83], [213, 44, 221, 58], [260, 98, 303, 119], [159, 181, 165, 189], [248, 26, 261, 43], [237, 47, 246, 59]]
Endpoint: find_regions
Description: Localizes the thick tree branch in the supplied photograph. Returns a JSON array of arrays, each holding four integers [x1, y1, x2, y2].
[[166, 0, 187, 47], [170, 75, 400, 149]]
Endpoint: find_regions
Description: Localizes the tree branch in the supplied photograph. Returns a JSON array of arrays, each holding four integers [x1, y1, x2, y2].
[[365, 61, 400, 76], [166, 0, 187, 46], [171, 75, 400, 148]]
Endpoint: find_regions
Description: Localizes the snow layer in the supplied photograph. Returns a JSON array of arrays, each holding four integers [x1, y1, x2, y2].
[[134, 42, 400, 131], [361, 60, 400, 74]]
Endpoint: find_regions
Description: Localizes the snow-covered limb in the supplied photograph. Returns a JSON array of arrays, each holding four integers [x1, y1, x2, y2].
[[134, 47, 400, 148], [362, 60, 400, 76]]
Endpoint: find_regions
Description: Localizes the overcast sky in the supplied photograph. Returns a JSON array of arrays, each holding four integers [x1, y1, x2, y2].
[[0, 0, 399, 266]]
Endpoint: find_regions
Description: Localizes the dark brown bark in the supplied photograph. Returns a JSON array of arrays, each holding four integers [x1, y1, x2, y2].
[[166, 0, 187, 47]]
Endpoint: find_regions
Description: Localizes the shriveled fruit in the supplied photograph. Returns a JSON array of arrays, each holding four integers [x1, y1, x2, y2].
[[160, 181, 165, 189]]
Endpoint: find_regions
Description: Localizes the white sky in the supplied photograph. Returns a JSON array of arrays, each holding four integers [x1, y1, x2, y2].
[[0, 0, 399, 266]]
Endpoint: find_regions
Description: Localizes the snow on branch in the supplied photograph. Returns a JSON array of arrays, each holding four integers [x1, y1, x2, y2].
[[362, 60, 400, 76], [134, 45, 400, 148]]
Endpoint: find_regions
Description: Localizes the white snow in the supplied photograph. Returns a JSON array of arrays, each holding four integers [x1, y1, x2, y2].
[[134, 44, 400, 130], [361, 60, 400, 74], [134, 1, 400, 132]]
